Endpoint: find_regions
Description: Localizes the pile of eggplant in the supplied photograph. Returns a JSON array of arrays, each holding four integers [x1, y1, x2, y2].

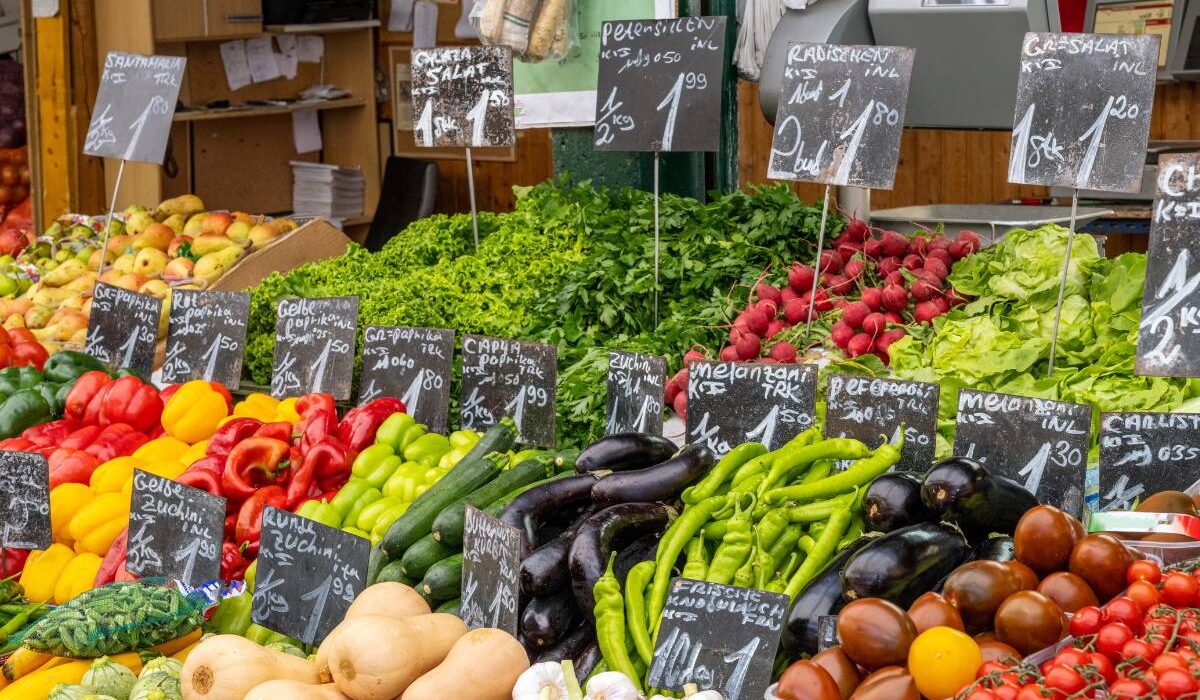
[[502, 433, 714, 677], [781, 456, 1039, 656]]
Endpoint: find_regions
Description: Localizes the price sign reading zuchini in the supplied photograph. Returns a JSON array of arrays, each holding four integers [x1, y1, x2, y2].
[[85, 52, 186, 164], [460, 335, 557, 447], [606, 350, 666, 436], [1098, 412, 1200, 511], [1008, 33, 1158, 192], [358, 326, 455, 433], [126, 470, 225, 586], [252, 506, 370, 645], [460, 505, 521, 636], [162, 290, 250, 388], [0, 451, 50, 550], [270, 297, 359, 400], [686, 361, 817, 458], [767, 43, 915, 189], [594, 17, 728, 152], [824, 375, 940, 472], [953, 389, 1092, 517], [409, 46, 515, 149], [84, 283, 162, 376]]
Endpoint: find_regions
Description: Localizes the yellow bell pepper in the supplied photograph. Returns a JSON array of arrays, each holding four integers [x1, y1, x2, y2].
[[53, 552, 103, 604], [89, 457, 146, 494], [76, 517, 127, 556], [180, 439, 209, 466], [139, 459, 189, 481], [0, 652, 145, 699], [49, 483, 92, 544], [161, 380, 230, 443], [67, 492, 128, 545], [133, 435, 191, 466], [275, 396, 301, 425], [19, 543, 74, 603], [233, 392, 280, 422]]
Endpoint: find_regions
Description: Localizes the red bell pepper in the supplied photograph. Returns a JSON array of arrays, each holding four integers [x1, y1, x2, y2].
[[225, 514, 237, 541], [222, 437, 290, 502], [49, 448, 101, 487], [0, 548, 28, 579], [211, 382, 234, 412], [0, 437, 34, 451], [337, 398, 406, 459], [220, 540, 251, 582], [94, 528, 128, 587], [207, 418, 263, 458], [22, 419, 81, 448], [65, 371, 112, 423], [286, 436, 349, 509], [60, 425, 102, 451], [98, 376, 163, 433], [297, 393, 336, 420], [159, 383, 181, 405], [84, 423, 149, 463], [235, 484, 288, 546], [186, 454, 225, 475], [177, 467, 223, 498], [253, 421, 293, 444]]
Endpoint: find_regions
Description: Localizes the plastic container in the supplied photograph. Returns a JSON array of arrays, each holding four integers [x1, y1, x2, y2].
[[1122, 538, 1200, 567], [765, 683, 780, 700]]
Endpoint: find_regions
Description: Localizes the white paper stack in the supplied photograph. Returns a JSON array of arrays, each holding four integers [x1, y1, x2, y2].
[[290, 161, 365, 222]]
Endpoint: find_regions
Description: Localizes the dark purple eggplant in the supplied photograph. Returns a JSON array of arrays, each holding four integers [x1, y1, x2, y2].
[[840, 522, 970, 608], [521, 589, 581, 649], [521, 509, 597, 597], [535, 622, 595, 663], [864, 472, 933, 533], [590, 443, 715, 505], [614, 532, 658, 583], [576, 433, 678, 473], [573, 641, 602, 682], [973, 535, 1016, 562], [501, 474, 603, 554], [781, 534, 876, 657], [568, 502, 675, 621], [922, 457, 1037, 538]]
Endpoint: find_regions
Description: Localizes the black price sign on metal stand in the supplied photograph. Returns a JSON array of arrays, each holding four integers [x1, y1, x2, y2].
[[271, 297, 359, 400], [460, 505, 521, 635], [825, 375, 940, 472], [649, 578, 788, 700], [460, 335, 557, 447], [85, 52, 185, 163], [0, 452, 50, 550], [606, 350, 666, 436], [953, 389, 1092, 516], [253, 506, 370, 645], [686, 361, 817, 458], [1098, 412, 1200, 511], [359, 326, 455, 434], [84, 283, 162, 376], [126, 470, 225, 586], [162, 290, 251, 388], [1137, 153, 1200, 376]]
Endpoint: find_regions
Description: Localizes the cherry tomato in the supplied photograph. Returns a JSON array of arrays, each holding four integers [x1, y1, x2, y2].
[[1120, 639, 1157, 671], [1096, 622, 1134, 661], [1086, 652, 1116, 684], [1015, 685, 1045, 700], [976, 661, 1009, 679], [1108, 678, 1153, 699], [1157, 667, 1199, 700], [1053, 647, 1091, 668], [1043, 665, 1087, 695], [1104, 597, 1144, 633], [1154, 652, 1191, 675], [991, 684, 1019, 700], [1069, 606, 1105, 638], [962, 689, 1001, 700], [1126, 559, 1162, 584], [1126, 580, 1161, 613], [1162, 572, 1199, 608]]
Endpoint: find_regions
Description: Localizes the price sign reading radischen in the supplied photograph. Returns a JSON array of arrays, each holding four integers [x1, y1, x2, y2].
[[687, 361, 817, 458], [409, 46, 515, 148], [768, 43, 915, 189], [460, 505, 521, 635], [252, 506, 370, 645], [85, 52, 186, 164], [359, 326, 455, 434], [606, 350, 666, 436], [162, 290, 251, 388], [1008, 33, 1158, 193], [271, 297, 358, 400], [649, 578, 788, 700], [126, 470, 225, 586], [825, 375, 940, 472], [85, 283, 162, 376], [953, 389, 1092, 516], [1098, 412, 1200, 511], [0, 452, 50, 550], [594, 17, 728, 152], [460, 335, 557, 447]]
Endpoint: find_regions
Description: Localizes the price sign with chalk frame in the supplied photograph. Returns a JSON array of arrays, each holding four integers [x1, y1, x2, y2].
[[84, 283, 162, 376]]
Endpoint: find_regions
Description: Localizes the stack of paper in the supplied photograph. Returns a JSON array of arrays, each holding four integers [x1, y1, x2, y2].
[[290, 161, 364, 222]]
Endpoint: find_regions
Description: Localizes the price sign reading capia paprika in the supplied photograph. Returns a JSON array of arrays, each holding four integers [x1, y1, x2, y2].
[[271, 297, 359, 401], [84, 283, 161, 377], [460, 335, 557, 448], [162, 290, 251, 388], [126, 470, 225, 586], [358, 326, 455, 434], [0, 451, 50, 550]]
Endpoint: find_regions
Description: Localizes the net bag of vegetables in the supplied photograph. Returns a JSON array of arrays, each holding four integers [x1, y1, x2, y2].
[[471, 0, 578, 62]]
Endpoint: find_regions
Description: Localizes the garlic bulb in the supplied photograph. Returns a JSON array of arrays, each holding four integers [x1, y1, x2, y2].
[[583, 671, 643, 700], [513, 661, 569, 700]]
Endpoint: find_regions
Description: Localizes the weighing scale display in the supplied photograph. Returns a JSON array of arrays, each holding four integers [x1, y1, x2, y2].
[[1094, 1, 1173, 66]]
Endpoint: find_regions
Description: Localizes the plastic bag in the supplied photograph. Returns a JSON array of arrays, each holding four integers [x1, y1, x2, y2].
[[470, 0, 578, 62]]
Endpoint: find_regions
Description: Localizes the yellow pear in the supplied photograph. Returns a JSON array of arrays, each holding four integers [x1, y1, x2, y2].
[[123, 204, 148, 217], [31, 287, 75, 307], [114, 273, 147, 292], [80, 298, 92, 317], [88, 248, 116, 271], [4, 313, 24, 328], [202, 212, 234, 237], [191, 234, 240, 256], [183, 213, 207, 237], [97, 269, 122, 286], [162, 214, 186, 234], [192, 247, 245, 287], [158, 296, 171, 337], [52, 312, 89, 342], [174, 283, 202, 290], [248, 219, 297, 250], [124, 211, 155, 236], [162, 258, 194, 283], [23, 304, 52, 329], [138, 279, 170, 299], [152, 194, 205, 220], [133, 248, 169, 279], [65, 273, 97, 293], [40, 259, 88, 288], [69, 328, 88, 346], [106, 235, 132, 255], [61, 294, 87, 311], [226, 220, 252, 244], [112, 253, 136, 275], [132, 222, 174, 251]]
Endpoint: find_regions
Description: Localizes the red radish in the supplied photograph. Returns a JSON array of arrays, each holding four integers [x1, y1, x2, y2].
[[957, 230, 982, 255], [845, 218, 869, 242], [833, 233, 851, 248], [916, 270, 943, 289], [741, 308, 770, 336], [885, 271, 905, 287], [673, 391, 688, 420], [837, 242, 863, 264], [861, 312, 887, 337], [822, 274, 852, 295], [926, 248, 953, 266], [948, 240, 968, 260], [923, 258, 949, 280], [832, 298, 848, 310], [929, 236, 950, 251], [842, 300, 871, 329], [757, 299, 779, 319], [876, 328, 907, 355], [719, 345, 739, 361], [759, 358, 779, 364], [783, 298, 810, 325], [931, 297, 950, 314], [788, 263, 816, 293], [909, 236, 929, 256], [843, 260, 865, 281], [735, 332, 761, 359], [666, 380, 680, 405], [881, 284, 908, 312], [683, 348, 707, 365], [902, 254, 924, 271], [877, 257, 902, 278], [880, 230, 908, 257], [863, 237, 884, 258], [884, 311, 903, 324], [860, 287, 883, 311], [780, 287, 799, 304], [913, 300, 942, 324], [769, 342, 797, 363], [945, 289, 969, 306], [819, 250, 842, 274], [830, 321, 854, 348], [813, 289, 834, 312], [911, 280, 939, 301], [756, 283, 782, 304], [766, 319, 789, 338], [676, 367, 690, 386], [847, 333, 874, 357]]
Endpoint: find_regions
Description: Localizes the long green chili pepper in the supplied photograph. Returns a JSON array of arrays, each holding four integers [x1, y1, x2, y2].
[[707, 496, 754, 585], [840, 511, 866, 549], [765, 440, 903, 505], [785, 509, 853, 600], [624, 560, 657, 667], [801, 459, 834, 484], [780, 548, 804, 579], [594, 553, 642, 688], [733, 545, 756, 588], [681, 534, 709, 580], [649, 494, 730, 624], [797, 535, 815, 553], [783, 490, 859, 523], [754, 508, 792, 553], [683, 443, 767, 504], [702, 521, 729, 540], [0, 602, 44, 642], [754, 532, 776, 589], [758, 437, 871, 495], [766, 525, 802, 572]]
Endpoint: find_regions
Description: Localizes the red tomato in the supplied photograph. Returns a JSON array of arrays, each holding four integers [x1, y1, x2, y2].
[[991, 684, 1019, 700], [1096, 622, 1134, 661], [1157, 668, 1199, 700], [962, 690, 1001, 700], [976, 661, 1009, 679], [1104, 597, 1144, 633], [1087, 652, 1116, 684], [1053, 648, 1091, 668], [1154, 653, 1191, 675], [1043, 666, 1086, 695], [1126, 559, 1162, 584], [1108, 678, 1153, 699], [1015, 686, 1045, 700], [1162, 572, 1199, 608], [1070, 606, 1105, 638], [1120, 639, 1157, 671], [1126, 580, 1161, 613]]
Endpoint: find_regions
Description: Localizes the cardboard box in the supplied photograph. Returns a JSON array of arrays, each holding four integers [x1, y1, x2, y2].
[[209, 217, 353, 292]]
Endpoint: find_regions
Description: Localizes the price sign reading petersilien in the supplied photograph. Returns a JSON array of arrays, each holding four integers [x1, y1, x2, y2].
[[768, 43, 915, 189], [460, 335, 557, 448], [126, 470, 225, 586], [0, 451, 50, 550], [85, 283, 162, 376], [359, 326, 455, 434], [606, 350, 666, 436], [460, 505, 521, 636], [162, 290, 250, 388], [1008, 32, 1158, 193], [686, 361, 817, 458], [85, 52, 186, 164], [253, 506, 370, 645], [825, 375, 940, 472], [1098, 412, 1200, 511], [270, 297, 358, 400], [409, 46, 515, 148], [594, 17, 728, 152]]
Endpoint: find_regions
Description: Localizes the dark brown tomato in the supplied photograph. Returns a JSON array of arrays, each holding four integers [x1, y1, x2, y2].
[[1069, 534, 1136, 602], [977, 640, 1023, 665], [1005, 560, 1039, 591], [1137, 491, 1198, 516], [836, 598, 918, 670], [848, 666, 920, 700], [907, 592, 965, 633], [776, 660, 843, 700], [943, 560, 1024, 634], [994, 591, 1066, 655], [1036, 571, 1098, 613], [812, 647, 861, 700], [1014, 505, 1078, 577], [973, 631, 998, 644]]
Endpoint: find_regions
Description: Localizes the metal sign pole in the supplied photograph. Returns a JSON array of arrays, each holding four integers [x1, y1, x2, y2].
[[97, 159, 128, 276], [804, 184, 833, 341], [1047, 188, 1079, 375], [653, 151, 661, 329], [465, 147, 479, 248]]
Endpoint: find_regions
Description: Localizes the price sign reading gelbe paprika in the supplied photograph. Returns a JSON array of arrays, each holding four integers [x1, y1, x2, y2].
[[460, 505, 521, 636], [0, 451, 50, 550], [460, 335, 557, 448], [253, 506, 370, 645], [162, 289, 251, 389], [127, 470, 225, 587], [85, 282, 162, 377], [271, 297, 359, 401], [358, 326, 455, 434]]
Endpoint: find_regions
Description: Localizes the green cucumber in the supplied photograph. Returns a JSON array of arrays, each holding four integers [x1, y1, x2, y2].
[[400, 533, 458, 579], [375, 560, 415, 586], [431, 454, 558, 546], [435, 598, 461, 616], [420, 554, 464, 601], [365, 545, 387, 585]]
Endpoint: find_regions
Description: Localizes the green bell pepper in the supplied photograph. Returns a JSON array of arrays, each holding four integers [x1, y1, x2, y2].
[[244, 559, 257, 590], [351, 444, 395, 480], [448, 429, 479, 448], [403, 433, 452, 467], [356, 496, 406, 532], [329, 478, 372, 519], [343, 487, 383, 527], [0, 367, 40, 397], [205, 593, 253, 635], [308, 502, 342, 529], [294, 500, 321, 519], [395, 422, 427, 453], [34, 383, 62, 416], [244, 624, 301, 648], [374, 413, 416, 453], [370, 502, 411, 540], [42, 350, 106, 384], [0, 390, 53, 440], [364, 455, 404, 489]]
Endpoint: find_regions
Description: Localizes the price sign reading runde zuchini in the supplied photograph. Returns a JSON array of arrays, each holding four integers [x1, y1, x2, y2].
[[126, 470, 225, 586], [686, 361, 817, 458], [409, 46, 515, 149], [162, 290, 251, 388], [1098, 412, 1200, 511], [84, 283, 162, 376], [270, 297, 358, 400], [460, 335, 556, 448], [0, 451, 50, 550], [606, 350, 666, 436], [358, 326, 455, 434], [85, 52, 186, 164]]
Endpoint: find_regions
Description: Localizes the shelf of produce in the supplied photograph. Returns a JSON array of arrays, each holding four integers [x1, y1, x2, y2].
[[264, 19, 380, 33], [172, 97, 368, 123]]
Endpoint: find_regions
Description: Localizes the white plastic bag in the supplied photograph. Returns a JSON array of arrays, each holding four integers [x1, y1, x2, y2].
[[470, 0, 578, 62]]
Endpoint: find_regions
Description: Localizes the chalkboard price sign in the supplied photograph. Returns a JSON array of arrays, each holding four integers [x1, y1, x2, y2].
[[594, 17, 728, 152], [359, 326, 455, 434], [460, 335, 557, 447], [606, 350, 666, 436], [768, 43, 915, 189], [460, 505, 521, 635], [1098, 412, 1200, 511], [271, 297, 359, 400], [648, 578, 789, 700], [953, 389, 1092, 516], [126, 470, 225, 586], [825, 374, 940, 472], [253, 506, 370, 645], [162, 290, 251, 388], [686, 361, 817, 458], [0, 452, 50, 550], [1008, 33, 1158, 193], [409, 46, 515, 149], [85, 52, 186, 164], [84, 283, 162, 376]]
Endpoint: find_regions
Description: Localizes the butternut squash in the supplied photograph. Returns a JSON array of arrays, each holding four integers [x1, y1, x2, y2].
[[328, 613, 467, 700], [316, 583, 431, 682], [181, 634, 320, 700], [401, 628, 529, 700], [244, 680, 350, 700]]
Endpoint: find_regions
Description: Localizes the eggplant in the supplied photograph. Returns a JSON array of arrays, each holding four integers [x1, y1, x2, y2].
[[781, 534, 877, 658], [573, 641, 602, 682], [521, 589, 581, 649], [921, 457, 1038, 538], [501, 474, 603, 554], [590, 443, 715, 505], [535, 621, 595, 663], [614, 532, 659, 582], [864, 473, 934, 533], [576, 433, 678, 473], [840, 522, 971, 608], [568, 502, 675, 621], [973, 535, 1016, 563], [520, 508, 598, 598]]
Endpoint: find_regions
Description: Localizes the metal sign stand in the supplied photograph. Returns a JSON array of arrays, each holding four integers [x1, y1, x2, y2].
[[1047, 188, 1079, 375], [97, 158, 128, 276], [465, 147, 480, 248], [653, 150, 662, 329], [804, 184, 834, 341]]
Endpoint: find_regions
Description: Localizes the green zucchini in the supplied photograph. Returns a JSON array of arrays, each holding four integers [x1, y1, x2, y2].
[[376, 559, 416, 586], [420, 554, 464, 601], [431, 454, 558, 546], [400, 533, 458, 579], [435, 598, 462, 616], [380, 419, 517, 557], [365, 544, 387, 584]]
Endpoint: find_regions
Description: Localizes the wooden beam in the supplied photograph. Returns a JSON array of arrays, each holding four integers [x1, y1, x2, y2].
[[69, 0, 104, 214], [19, 0, 41, 230], [31, 0, 72, 221]]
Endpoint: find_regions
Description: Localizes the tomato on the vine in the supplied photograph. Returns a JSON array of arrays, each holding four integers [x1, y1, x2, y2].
[[990, 684, 1019, 700], [1015, 685, 1045, 700], [1053, 647, 1091, 668], [976, 661, 1009, 679], [1157, 667, 1199, 700], [1070, 606, 1105, 638], [1096, 622, 1135, 661], [961, 689, 1001, 700], [1126, 580, 1161, 612], [1108, 678, 1153, 699], [1162, 572, 1199, 608], [1043, 666, 1087, 695], [1104, 597, 1144, 633], [1153, 652, 1190, 675], [1086, 652, 1116, 684], [1126, 559, 1161, 584], [1119, 639, 1157, 671]]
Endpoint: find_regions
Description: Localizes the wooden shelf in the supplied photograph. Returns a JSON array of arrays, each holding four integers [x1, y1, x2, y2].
[[265, 19, 379, 34], [173, 97, 367, 122]]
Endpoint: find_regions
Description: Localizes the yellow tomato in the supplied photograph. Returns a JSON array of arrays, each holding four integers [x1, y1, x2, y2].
[[908, 626, 982, 700]]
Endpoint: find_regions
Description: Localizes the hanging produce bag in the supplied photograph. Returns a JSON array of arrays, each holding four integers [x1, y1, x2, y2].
[[471, 0, 578, 62]]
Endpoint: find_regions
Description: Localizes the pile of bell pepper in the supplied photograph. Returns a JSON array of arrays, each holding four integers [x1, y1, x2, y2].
[[0, 327, 49, 372], [0, 350, 110, 442]]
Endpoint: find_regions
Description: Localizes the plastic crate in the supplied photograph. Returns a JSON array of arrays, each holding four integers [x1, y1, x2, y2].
[[1122, 538, 1200, 567]]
